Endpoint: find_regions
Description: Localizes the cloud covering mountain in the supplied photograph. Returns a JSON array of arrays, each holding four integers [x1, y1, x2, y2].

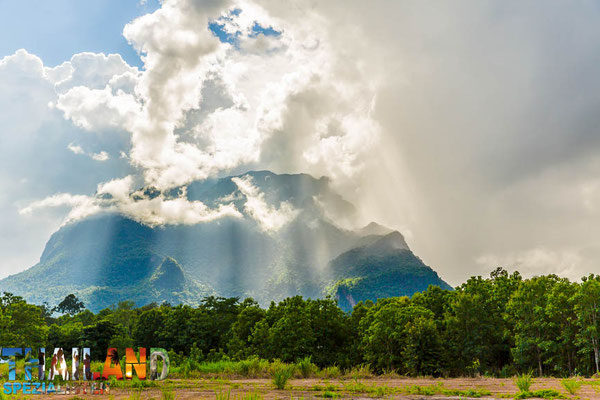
[[2, 1, 600, 285], [0, 171, 451, 311]]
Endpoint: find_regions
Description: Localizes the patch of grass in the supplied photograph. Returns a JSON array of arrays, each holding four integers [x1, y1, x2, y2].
[[319, 391, 339, 398], [239, 392, 263, 400], [514, 389, 565, 399], [236, 357, 270, 378], [161, 388, 176, 400], [272, 365, 295, 390], [561, 379, 581, 395], [215, 389, 232, 400], [296, 356, 317, 378], [515, 372, 534, 393], [128, 390, 143, 400], [405, 384, 438, 396], [402, 383, 491, 398], [345, 364, 373, 379], [320, 365, 341, 379]]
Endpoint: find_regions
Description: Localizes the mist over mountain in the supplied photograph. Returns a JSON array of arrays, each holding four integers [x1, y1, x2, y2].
[[0, 171, 450, 311]]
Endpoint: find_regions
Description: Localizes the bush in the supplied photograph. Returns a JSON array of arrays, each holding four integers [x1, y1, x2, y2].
[[561, 379, 581, 395], [236, 357, 270, 377], [345, 364, 373, 379], [320, 365, 341, 378], [296, 356, 317, 378], [515, 372, 533, 392], [272, 365, 295, 389]]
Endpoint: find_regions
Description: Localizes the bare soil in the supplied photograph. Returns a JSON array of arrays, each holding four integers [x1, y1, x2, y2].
[[21, 377, 600, 399]]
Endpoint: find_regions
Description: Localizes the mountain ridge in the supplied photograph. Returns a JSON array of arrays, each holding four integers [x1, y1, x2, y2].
[[0, 170, 451, 311]]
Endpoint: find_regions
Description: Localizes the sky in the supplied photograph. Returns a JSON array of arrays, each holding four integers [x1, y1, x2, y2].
[[2, 0, 600, 285]]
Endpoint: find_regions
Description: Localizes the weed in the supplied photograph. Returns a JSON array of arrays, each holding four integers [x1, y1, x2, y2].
[[345, 364, 373, 379], [272, 365, 295, 390], [320, 391, 339, 398], [296, 356, 317, 378], [161, 388, 176, 400], [514, 389, 565, 399], [320, 366, 341, 379], [515, 372, 534, 393], [128, 390, 143, 400], [561, 379, 581, 395], [215, 389, 232, 400]]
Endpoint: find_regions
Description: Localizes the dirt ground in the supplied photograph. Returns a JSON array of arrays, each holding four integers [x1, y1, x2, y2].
[[18, 377, 600, 399]]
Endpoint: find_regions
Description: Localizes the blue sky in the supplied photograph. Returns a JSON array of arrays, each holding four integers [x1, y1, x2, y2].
[[0, 0, 160, 67]]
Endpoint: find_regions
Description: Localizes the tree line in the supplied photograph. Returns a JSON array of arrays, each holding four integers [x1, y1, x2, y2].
[[1, 268, 600, 377]]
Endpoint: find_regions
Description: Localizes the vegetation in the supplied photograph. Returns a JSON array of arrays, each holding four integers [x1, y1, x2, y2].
[[561, 378, 581, 395], [271, 364, 294, 389], [4, 268, 600, 378], [515, 372, 533, 392]]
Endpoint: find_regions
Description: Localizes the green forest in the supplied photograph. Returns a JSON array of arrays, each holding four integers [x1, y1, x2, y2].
[[2, 268, 600, 378]]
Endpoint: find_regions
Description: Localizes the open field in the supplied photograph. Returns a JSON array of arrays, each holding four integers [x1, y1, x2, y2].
[[10, 377, 600, 400]]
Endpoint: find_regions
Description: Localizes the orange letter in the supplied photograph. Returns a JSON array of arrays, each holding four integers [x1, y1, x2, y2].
[[101, 348, 123, 380], [125, 348, 146, 380]]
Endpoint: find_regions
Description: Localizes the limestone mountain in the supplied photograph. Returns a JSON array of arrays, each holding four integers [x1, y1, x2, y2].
[[0, 171, 451, 311]]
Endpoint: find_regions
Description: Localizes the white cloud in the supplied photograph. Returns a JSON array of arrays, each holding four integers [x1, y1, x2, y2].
[[67, 143, 85, 155], [7, 0, 600, 285], [232, 175, 298, 231], [20, 176, 243, 227], [91, 151, 110, 161], [67, 142, 110, 162], [19, 193, 102, 223], [476, 248, 583, 281]]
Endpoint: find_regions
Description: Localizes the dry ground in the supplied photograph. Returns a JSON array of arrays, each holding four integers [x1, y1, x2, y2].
[[20, 377, 600, 400]]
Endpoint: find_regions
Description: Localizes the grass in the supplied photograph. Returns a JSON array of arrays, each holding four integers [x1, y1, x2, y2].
[[319, 391, 339, 398], [319, 365, 341, 378], [161, 388, 176, 400], [128, 390, 143, 400], [561, 378, 581, 395], [215, 389, 263, 400], [296, 356, 317, 378], [272, 365, 295, 389], [514, 389, 565, 399], [515, 371, 534, 392], [345, 364, 373, 379]]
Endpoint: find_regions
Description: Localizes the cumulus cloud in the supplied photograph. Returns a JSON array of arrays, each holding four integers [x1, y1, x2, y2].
[[91, 151, 110, 161], [50, 0, 380, 190], [232, 175, 298, 231], [20, 176, 242, 227], [6, 0, 600, 285], [67, 143, 110, 161], [67, 143, 85, 155]]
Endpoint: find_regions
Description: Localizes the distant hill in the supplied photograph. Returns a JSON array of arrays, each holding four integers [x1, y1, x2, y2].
[[327, 232, 452, 310], [0, 171, 451, 311]]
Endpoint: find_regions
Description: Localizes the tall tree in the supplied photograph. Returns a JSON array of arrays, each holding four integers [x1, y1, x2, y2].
[[54, 294, 85, 315], [574, 275, 600, 374]]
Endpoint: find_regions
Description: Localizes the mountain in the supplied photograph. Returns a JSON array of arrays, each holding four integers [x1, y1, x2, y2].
[[326, 232, 452, 310], [0, 170, 451, 311]]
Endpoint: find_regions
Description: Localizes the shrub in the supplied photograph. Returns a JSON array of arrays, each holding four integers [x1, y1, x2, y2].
[[296, 356, 317, 378], [236, 357, 270, 377], [561, 379, 581, 395], [345, 364, 373, 379], [515, 372, 533, 393], [272, 365, 295, 390], [320, 365, 341, 379]]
